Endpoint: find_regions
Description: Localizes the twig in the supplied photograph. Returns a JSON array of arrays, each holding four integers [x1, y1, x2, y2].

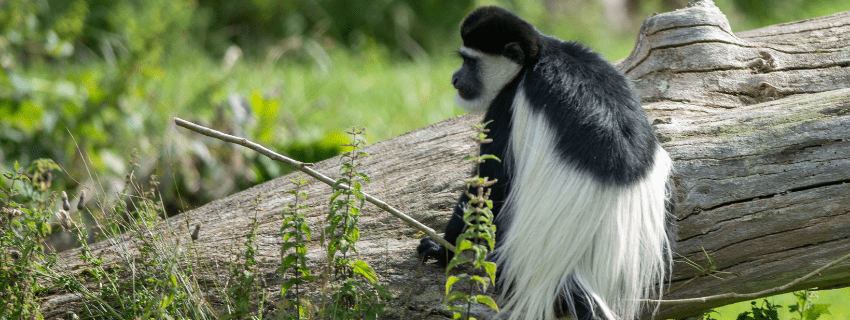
[[653, 250, 850, 305], [173, 117, 456, 252]]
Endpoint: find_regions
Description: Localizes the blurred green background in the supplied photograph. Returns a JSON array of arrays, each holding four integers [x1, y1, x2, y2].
[[1, 0, 848, 318]]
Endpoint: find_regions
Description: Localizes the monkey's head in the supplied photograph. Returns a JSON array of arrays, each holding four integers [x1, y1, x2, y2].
[[452, 6, 541, 113]]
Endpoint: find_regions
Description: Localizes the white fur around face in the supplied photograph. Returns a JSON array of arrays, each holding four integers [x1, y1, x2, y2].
[[454, 46, 522, 114], [495, 87, 673, 320]]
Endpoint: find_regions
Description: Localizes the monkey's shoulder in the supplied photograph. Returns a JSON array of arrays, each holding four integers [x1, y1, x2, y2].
[[527, 37, 634, 100], [520, 37, 658, 185]]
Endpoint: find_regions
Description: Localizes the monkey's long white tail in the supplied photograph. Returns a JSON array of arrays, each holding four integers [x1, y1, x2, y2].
[[495, 89, 672, 320]]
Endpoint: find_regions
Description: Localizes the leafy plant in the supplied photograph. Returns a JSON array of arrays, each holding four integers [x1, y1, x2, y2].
[[321, 126, 391, 319], [224, 194, 268, 319], [699, 309, 721, 320], [788, 290, 831, 320], [444, 121, 500, 320], [279, 175, 315, 319], [0, 160, 57, 319], [736, 299, 780, 320]]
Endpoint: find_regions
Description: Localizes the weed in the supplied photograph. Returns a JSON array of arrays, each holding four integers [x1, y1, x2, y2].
[[736, 299, 780, 320], [0, 160, 58, 319], [224, 194, 269, 319], [279, 175, 315, 319], [788, 290, 831, 320], [321, 126, 391, 319], [444, 121, 500, 319]]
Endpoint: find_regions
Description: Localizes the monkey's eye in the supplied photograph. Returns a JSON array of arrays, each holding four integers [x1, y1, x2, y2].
[[462, 56, 477, 66], [457, 51, 476, 65]]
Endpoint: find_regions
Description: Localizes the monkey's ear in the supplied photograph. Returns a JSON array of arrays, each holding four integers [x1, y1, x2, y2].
[[503, 42, 525, 64]]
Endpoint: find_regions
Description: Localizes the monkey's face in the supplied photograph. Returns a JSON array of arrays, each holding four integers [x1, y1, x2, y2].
[[452, 46, 522, 114]]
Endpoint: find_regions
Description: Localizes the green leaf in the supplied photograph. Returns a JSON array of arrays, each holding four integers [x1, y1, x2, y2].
[[281, 235, 297, 246], [160, 291, 175, 310], [805, 304, 831, 320], [471, 275, 489, 287], [282, 254, 298, 266], [446, 255, 472, 272], [301, 223, 312, 239], [476, 295, 499, 312], [479, 154, 501, 162], [445, 276, 461, 295], [329, 188, 345, 201], [482, 262, 497, 285], [281, 279, 297, 292], [350, 227, 360, 242], [445, 290, 468, 303], [457, 239, 473, 252], [352, 260, 378, 283]]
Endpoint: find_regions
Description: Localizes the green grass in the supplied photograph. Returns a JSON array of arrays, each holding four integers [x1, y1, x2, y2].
[[713, 289, 848, 320]]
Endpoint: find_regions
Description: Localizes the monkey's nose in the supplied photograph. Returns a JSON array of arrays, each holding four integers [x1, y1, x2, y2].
[[451, 74, 459, 87]]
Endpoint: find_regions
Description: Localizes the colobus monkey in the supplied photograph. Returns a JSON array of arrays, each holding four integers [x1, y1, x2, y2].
[[417, 7, 673, 320]]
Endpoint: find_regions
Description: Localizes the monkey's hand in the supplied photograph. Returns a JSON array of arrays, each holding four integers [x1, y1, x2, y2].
[[417, 237, 450, 266]]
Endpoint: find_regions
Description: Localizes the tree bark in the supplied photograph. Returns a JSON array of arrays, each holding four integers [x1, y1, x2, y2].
[[44, 1, 849, 319], [619, 1, 850, 318]]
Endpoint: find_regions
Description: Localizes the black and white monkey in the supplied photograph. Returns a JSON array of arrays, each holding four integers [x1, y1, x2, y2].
[[417, 7, 674, 320]]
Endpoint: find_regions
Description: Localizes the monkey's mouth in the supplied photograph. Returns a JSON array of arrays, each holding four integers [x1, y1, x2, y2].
[[456, 88, 478, 100]]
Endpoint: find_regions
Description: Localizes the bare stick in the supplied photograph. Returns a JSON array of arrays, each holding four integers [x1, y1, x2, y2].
[[173, 117, 456, 253], [654, 250, 850, 305]]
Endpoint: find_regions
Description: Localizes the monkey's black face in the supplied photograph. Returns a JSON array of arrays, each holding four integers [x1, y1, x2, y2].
[[452, 47, 522, 114], [452, 54, 482, 100]]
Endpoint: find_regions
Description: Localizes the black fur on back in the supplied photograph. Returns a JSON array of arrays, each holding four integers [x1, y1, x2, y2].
[[464, 7, 657, 186], [461, 6, 540, 67], [522, 36, 657, 186]]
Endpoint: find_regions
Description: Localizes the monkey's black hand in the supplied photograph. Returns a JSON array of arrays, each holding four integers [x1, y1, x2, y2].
[[417, 237, 450, 266]]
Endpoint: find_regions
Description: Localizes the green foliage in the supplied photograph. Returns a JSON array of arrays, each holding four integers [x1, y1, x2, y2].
[[737, 300, 781, 320], [1, 158, 218, 319], [727, 291, 832, 320], [324, 127, 369, 272], [788, 290, 831, 320], [279, 175, 315, 319], [0, 159, 57, 320], [444, 121, 500, 320], [717, 0, 850, 32], [321, 127, 391, 319], [59, 172, 214, 319], [193, 0, 473, 57], [695, 309, 722, 320]]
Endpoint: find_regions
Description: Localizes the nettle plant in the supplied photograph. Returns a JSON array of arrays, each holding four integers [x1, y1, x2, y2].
[[279, 175, 315, 319], [322, 127, 391, 319], [445, 121, 500, 319]]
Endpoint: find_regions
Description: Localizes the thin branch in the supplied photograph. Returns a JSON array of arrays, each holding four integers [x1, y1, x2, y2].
[[173, 117, 456, 253], [654, 250, 850, 305]]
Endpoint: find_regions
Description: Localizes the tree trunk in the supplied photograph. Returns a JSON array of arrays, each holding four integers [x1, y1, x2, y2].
[[619, 1, 850, 318], [43, 1, 849, 319]]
